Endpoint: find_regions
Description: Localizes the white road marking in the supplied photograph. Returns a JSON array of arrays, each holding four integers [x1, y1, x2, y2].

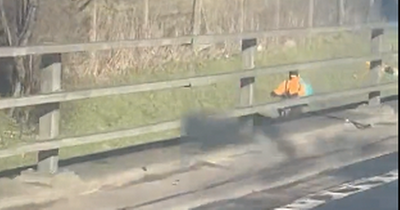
[[274, 169, 398, 210]]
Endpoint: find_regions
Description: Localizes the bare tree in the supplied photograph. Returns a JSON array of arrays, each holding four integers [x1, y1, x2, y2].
[[0, 0, 39, 124]]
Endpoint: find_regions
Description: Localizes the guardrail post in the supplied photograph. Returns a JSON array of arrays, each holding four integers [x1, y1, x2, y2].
[[368, 28, 384, 106], [191, 0, 203, 52], [239, 38, 257, 133], [37, 53, 62, 174], [338, 0, 345, 25], [308, 0, 314, 27], [143, 0, 149, 30]]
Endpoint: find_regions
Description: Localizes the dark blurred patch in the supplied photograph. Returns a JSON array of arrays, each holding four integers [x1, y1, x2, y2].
[[181, 112, 251, 154]]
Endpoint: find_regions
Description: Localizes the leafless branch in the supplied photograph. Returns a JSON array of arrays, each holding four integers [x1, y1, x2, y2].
[[0, 0, 15, 46]]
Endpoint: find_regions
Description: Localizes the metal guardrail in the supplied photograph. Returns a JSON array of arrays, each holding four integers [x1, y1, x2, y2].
[[0, 22, 397, 174]]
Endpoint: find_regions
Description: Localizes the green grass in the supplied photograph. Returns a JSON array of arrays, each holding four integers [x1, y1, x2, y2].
[[0, 30, 398, 171]]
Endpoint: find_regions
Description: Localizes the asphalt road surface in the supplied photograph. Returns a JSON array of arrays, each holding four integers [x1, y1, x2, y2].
[[193, 152, 399, 210], [7, 151, 398, 210], [313, 181, 398, 210]]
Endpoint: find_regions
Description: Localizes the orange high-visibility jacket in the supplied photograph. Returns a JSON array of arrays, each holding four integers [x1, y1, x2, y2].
[[273, 77, 306, 97]]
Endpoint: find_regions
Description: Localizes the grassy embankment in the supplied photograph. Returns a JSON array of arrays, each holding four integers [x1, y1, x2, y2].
[[0, 30, 398, 172]]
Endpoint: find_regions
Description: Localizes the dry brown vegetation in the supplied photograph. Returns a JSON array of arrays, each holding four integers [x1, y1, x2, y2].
[[24, 0, 382, 85]]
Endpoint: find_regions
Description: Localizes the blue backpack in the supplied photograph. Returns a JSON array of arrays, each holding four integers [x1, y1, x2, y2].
[[299, 78, 314, 96]]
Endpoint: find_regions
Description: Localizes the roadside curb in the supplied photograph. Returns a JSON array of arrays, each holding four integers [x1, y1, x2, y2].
[[0, 192, 64, 210], [84, 146, 253, 192]]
